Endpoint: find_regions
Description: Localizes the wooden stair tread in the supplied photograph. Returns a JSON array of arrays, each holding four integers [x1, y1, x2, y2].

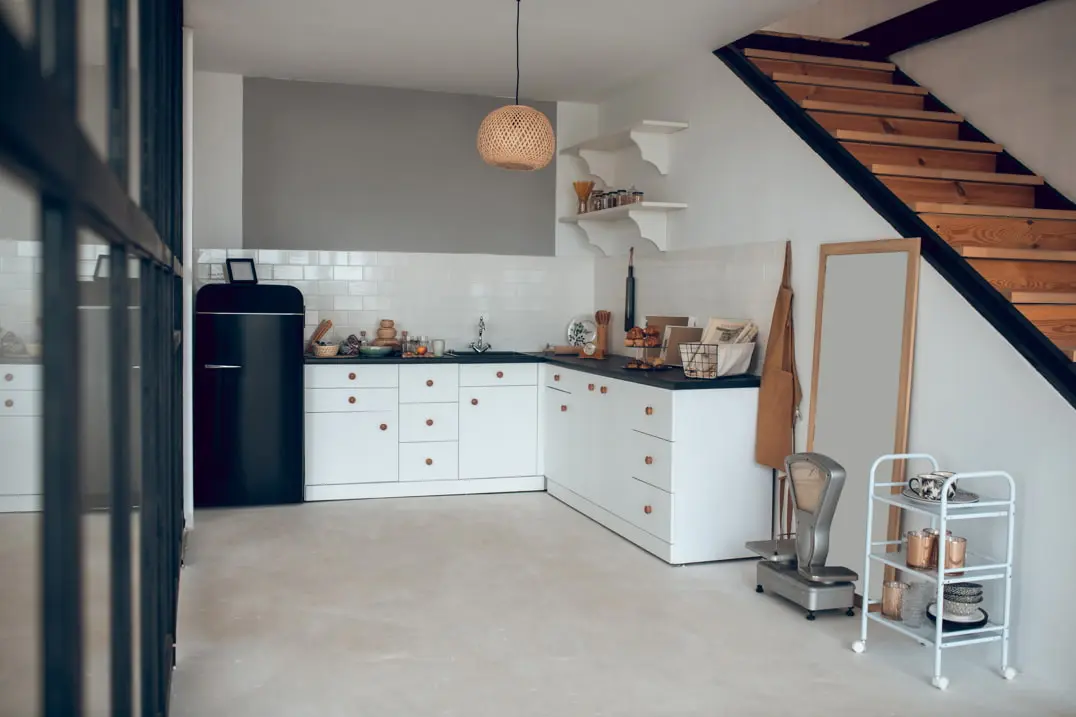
[[744, 48, 896, 71], [1014, 305, 1076, 344], [772, 73, 926, 95], [1005, 290, 1076, 304], [917, 204, 1076, 221], [1058, 345, 1076, 360], [755, 30, 871, 47], [958, 246, 1076, 262], [833, 130, 1001, 153], [872, 165, 1043, 186], [802, 100, 962, 122]]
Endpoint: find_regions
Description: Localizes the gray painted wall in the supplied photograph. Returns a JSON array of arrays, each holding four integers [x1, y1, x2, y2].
[[243, 78, 556, 255]]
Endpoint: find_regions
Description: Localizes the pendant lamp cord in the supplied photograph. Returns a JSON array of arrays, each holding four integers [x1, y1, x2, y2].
[[515, 0, 521, 105]]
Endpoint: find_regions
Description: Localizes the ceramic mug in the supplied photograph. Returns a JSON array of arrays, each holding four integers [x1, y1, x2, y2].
[[908, 471, 957, 501]]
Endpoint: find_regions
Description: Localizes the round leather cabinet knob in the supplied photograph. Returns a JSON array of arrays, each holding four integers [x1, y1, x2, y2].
[[3, 399, 12, 408], [471, 398, 479, 406], [644, 505, 653, 515], [645, 406, 654, 416], [379, 424, 388, 431], [426, 419, 434, 426], [560, 405, 568, 412], [554, 374, 561, 382], [425, 458, 433, 466], [348, 396, 357, 404], [426, 379, 434, 387], [600, 386, 608, 394], [496, 371, 504, 379], [645, 456, 654, 465], [348, 372, 356, 380], [4, 374, 12, 382], [588, 384, 595, 391]]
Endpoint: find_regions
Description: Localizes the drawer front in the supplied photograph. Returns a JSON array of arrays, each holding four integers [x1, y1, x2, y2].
[[399, 402, 459, 443], [0, 365, 42, 391], [305, 364, 399, 389], [0, 390, 41, 417], [615, 477, 673, 543], [305, 388, 398, 413], [399, 364, 459, 404], [399, 442, 459, 482], [629, 431, 673, 492], [625, 383, 674, 441], [459, 362, 537, 387]]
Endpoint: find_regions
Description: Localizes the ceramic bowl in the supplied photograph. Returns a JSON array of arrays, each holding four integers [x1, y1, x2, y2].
[[943, 598, 981, 617], [944, 592, 983, 605], [359, 345, 394, 357], [944, 582, 983, 597]]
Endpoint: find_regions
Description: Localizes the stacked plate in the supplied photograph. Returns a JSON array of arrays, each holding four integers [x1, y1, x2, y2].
[[927, 583, 988, 630]]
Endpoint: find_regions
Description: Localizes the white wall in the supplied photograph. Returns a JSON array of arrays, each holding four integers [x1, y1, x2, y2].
[[895, 0, 1076, 199], [594, 53, 896, 443], [910, 262, 1076, 692], [192, 71, 243, 249], [766, 0, 934, 38], [555, 102, 601, 258]]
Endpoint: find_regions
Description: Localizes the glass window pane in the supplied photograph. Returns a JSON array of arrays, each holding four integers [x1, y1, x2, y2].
[[0, 0, 34, 46], [78, 229, 112, 716], [0, 165, 42, 717], [78, 0, 108, 158]]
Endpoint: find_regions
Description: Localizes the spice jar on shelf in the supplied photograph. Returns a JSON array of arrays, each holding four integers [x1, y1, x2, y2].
[[632, 190, 645, 204]]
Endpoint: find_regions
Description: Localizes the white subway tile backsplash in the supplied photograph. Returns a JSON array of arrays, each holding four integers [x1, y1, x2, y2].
[[1, 257, 34, 273], [364, 296, 391, 311], [287, 251, 312, 264], [258, 250, 286, 264], [375, 252, 408, 266], [272, 265, 303, 280], [305, 311, 319, 325], [227, 249, 257, 259], [347, 281, 376, 296], [303, 266, 333, 280], [363, 266, 393, 281], [288, 281, 315, 296], [209, 264, 225, 280], [303, 294, 332, 310], [330, 266, 363, 280], [348, 251, 376, 266], [318, 251, 349, 266], [334, 295, 364, 310], [317, 281, 346, 295]]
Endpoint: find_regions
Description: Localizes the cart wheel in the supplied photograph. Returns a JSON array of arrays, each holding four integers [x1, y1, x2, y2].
[[1002, 667, 1017, 680], [846, 608, 856, 617], [755, 585, 764, 594], [805, 612, 816, 621], [851, 640, 865, 654], [932, 676, 949, 691]]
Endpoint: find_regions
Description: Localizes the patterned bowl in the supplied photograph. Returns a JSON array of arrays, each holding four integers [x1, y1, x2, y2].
[[943, 598, 982, 617], [945, 593, 984, 605], [944, 582, 983, 597]]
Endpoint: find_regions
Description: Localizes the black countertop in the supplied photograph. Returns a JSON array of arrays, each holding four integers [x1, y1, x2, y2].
[[305, 352, 759, 391]]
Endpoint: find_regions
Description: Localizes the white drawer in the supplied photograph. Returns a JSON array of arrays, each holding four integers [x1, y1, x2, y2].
[[616, 477, 673, 543], [0, 390, 41, 417], [399, 402, 459, 443], [399, 364, 459, 404], [630, 430, 673, 492], [459, 362, 537, 387], [625, 383, 674, 441], [0, 365, 42, 391], [400, 442, 459, 482], [305, 388, 398, 413], [305, 364, 399, 389]]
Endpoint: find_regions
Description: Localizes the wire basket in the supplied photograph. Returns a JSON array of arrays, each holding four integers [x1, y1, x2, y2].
[[312, 343, 340, 358], [679, 342, 754, 379]]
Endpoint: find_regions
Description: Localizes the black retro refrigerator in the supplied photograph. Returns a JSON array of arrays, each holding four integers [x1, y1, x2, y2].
[[194, 284, 304, 507]]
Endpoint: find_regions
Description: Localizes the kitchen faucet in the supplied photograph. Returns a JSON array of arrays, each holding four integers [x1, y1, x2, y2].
[[469, 316, 491, 353]]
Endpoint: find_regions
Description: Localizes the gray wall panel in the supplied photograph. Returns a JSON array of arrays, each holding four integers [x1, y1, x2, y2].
[[243, 78, 556, 255]]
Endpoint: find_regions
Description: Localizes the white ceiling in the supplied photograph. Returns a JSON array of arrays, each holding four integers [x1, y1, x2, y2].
[[186, 0, 815, 101]]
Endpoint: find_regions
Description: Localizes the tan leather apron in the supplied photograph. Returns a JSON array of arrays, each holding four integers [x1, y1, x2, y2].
[[755, 242, 802, 535]]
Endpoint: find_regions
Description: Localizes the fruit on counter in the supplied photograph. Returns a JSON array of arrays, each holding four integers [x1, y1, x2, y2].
[[416, 345, 428, 356]]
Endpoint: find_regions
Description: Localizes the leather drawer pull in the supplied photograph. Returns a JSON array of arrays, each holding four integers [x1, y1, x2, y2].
[[426, 419, 434, 426], [348, 396, 357, 404], [426, 379, 434, 387], [471, 398, 479, 406], [645, 406, 654, 416], [348, 372, 356, 380], [425, 458, 433, 466], [645, 456, 654, 465], [644, 505, 653, 515], [560, 405, 568, 412], [496, 371, 504, 379], [379, 424, 388, 431]]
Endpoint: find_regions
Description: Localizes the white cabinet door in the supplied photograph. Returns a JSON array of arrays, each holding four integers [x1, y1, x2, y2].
[[305, 411, 398, 485], [0, 417, 41, 495], [459, 386, 537, 479], [543, 387, 573, 489]]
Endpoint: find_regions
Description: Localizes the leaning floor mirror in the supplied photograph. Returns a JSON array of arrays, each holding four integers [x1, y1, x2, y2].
[[807, 238, 921, 600]]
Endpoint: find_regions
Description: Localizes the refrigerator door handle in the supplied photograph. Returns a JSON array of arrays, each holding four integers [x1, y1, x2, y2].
[[204, 364, 242, 369]]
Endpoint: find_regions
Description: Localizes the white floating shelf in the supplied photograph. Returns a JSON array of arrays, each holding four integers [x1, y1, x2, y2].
[[560, 120, 688, 182], [559, 202, 687, 254]]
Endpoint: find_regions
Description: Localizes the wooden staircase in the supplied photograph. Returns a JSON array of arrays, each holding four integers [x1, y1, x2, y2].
[[737, 42, 1076, 363]]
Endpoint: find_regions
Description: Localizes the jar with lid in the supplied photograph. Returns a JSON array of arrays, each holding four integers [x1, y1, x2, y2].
[[592, 192, 604, 212], [619, 190, 631, 207], [632, 190, 645, 204], [358, 330, 368, 346]]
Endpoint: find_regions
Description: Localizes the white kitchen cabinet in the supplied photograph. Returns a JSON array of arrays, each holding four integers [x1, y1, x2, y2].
[[399, 364, 459, 404], [305, 364, 398, 389], [399, 402, 459, 443], [305, 387, 398, 413], [399, 442, 459, 482], [459, 362, 538, 387], [305, 411, 398, 486], [459, 385, 538, 479], [542, 365, 769, 565], [0, 364, 42, 513]]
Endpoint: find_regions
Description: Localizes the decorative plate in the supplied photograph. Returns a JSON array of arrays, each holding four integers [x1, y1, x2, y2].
[[927, 603, 989, 630], [567, 315, 598, 347], [901, 488, 980, 505]]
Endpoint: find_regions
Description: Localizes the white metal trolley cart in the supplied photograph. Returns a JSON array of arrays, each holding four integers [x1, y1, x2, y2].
[[851, 453, 1017, 690]]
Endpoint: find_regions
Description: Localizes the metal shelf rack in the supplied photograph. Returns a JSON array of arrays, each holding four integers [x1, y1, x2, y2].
[[851, 453, 1017, 690]]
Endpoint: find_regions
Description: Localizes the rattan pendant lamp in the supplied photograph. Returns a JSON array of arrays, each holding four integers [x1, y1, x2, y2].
[[477, 0, 555, 171]]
